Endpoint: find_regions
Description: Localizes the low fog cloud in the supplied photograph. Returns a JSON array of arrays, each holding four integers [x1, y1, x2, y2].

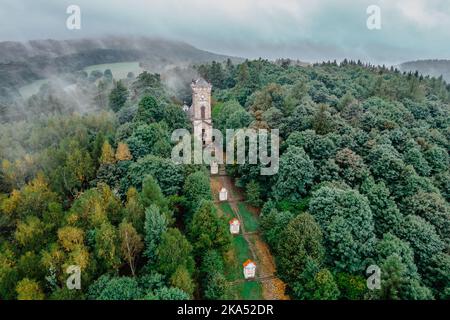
[[0, 0, 450, 64]]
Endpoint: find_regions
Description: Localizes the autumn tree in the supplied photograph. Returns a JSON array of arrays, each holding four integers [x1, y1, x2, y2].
[[119, 221, 143, 276], [1, 174, 59, 221], [62, 141, 95, 193], [124, 187, 144, 233], [99, 141, 116, 165], [170, 265, 195, 298], [115, 142, 132, 161], [0, 246, 19, 300], [16, 278, 45, 300], [57, 226, 84, 252], [15, 216, 48, 252], [95, 222, 120, 272]]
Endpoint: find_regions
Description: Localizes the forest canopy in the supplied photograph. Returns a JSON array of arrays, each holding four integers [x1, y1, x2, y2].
[[1, 57, 449, 300]]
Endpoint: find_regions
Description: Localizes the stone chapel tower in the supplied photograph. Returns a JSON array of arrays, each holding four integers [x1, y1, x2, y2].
[[189, 78, 212, 147]]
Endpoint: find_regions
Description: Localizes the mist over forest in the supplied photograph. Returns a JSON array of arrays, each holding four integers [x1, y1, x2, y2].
[[0, 36, 244, 122]]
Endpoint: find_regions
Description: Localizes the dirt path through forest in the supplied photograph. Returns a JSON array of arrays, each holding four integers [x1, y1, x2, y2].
[[210, 172, 289, 300]]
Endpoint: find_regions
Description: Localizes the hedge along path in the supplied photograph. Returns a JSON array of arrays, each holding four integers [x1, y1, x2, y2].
[[210, 167, 289, 300]]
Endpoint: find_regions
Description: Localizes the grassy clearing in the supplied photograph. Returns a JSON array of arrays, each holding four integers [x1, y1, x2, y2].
[[237, 202, 259, 232], [219, 200, 263, 299], [19, 61, 142, 99], [239, 281, 263, 300], [19, 79, 49, 99], [83, 61, 142, 80], [219, 202, 235, 220], [225, 223, 263, 299], [224, 235, 250, 281]]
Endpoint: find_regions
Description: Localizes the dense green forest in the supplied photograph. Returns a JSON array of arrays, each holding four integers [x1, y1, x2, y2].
[[0, 57, 449, 300]]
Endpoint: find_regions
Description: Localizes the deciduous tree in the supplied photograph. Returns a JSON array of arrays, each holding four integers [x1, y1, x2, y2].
[[277, 213, 324, 284], [119, 221, 143, 276], [156, 228, 194, 278]]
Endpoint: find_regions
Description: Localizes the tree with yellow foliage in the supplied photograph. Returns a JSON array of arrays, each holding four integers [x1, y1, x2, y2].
[[16, 278, 45, 300], [1, 173, 59, 221], [124, 187, 144, 233], [57, 226, 85, 252], [66, 245, 90, 272], [100, 141, 116, 164], [95, 222, 120, 271], [115, 142, 132, 161], [15, 216, 47, 251], [170, 265, 195, 298]]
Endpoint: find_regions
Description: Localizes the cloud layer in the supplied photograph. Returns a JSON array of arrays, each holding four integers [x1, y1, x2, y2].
[[1, 0, 449, 64]]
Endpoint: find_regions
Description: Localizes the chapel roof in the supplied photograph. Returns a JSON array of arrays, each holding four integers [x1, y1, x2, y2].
[[243, 259, 256, 267], [229, 218, 240, 225], [191, 78, 211, 88]]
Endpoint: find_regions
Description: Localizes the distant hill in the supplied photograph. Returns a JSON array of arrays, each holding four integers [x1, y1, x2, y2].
[[399, 59, 450, 82], [0, 36, 242, 91]]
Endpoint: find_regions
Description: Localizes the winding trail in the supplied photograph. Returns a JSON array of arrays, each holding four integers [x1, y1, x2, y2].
[[210, 167, 289, 300]]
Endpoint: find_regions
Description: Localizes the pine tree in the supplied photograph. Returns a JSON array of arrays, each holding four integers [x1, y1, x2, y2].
[[144, 205, 168, 265], [109, 80, 128, 112], [140, 175, 170, 219], [188, 200, 231, 255], [245, 180, 263, 207]]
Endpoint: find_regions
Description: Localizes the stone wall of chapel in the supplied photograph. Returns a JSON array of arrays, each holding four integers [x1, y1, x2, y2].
[[191, 86, 211, 120]]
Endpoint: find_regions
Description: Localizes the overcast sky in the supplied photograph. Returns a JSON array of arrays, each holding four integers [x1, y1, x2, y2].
[[1, 0, 449, 64]]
